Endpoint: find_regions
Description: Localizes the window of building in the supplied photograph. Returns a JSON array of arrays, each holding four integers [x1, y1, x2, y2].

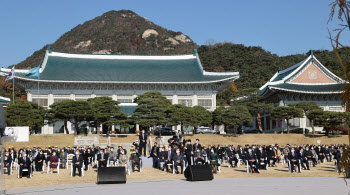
[[178, 99, 192, 106], [198, 99, 212, 109], [32, 99, 48, 107], [118, 99, 133, 103], [329, 107, 342, 112], [54, 99, 69, 103]]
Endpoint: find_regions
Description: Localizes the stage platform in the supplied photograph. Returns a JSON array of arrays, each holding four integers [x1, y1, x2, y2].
[[6, 177, 350, 195]]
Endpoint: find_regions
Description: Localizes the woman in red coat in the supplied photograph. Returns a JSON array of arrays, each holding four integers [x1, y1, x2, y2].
[[49, 152, 59, 174]]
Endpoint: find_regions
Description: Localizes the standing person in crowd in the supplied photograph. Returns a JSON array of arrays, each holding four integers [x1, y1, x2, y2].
[[151, 142, 159, 168], [35, 150, 45, 172], [130, 148, 141, 172], [49, 151, 59, 174], [83, 149, 90, 170], [208, 148, 219, 174], [173, 148, 184, 174], [185, 140, 193, 165], [193, 139, 201, 151], [18, 151, 32, 178], [72, 150, 83, 177], [97, 149, 108, 168], [139, 130, 148, 157], [3, 151, 12, 175]]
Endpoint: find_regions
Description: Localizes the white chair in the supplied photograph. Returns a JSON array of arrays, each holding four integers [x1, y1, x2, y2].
[[172, 160, 185, 174], [17, 164, 32, 178], [288, 160, 301, 173], [67, 154, 74, 168]]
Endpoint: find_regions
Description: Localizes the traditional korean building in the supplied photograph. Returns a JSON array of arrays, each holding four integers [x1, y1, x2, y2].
[[0, 47, 239, 134], [257, 52, 345, 132]]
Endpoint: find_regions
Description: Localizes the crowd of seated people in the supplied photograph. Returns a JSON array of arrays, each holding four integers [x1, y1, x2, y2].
[[0, 141, 347, 178]]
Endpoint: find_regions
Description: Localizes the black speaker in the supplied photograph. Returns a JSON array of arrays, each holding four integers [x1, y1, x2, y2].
[[184, 165, 214, 181], [97, 167, 126, 184]]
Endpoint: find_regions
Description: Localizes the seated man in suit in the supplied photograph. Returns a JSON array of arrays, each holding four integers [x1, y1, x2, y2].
[[256, 147, 267, 169], [3, 151, 12, 175], [173, 148, 184, 174], [288, 148, 300, 173], [157, 147, 167, 169], [227, 146, 238, 167], [246, 148, 259, 173], [299, 148, 310, 170], [18, 151, 32, 178], [97, 149, 108, 168], [304, 146, 316, 167], [194, 148, 206, 165], [165, 146, 174, 172], [72, 150, 83, 177], [130, 148, 141, 172]]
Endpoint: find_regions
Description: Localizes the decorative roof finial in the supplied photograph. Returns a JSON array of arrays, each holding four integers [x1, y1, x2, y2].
[[278, 67, 281, 72], [310, 50, 313, 57], [193, 49, 198, 55]]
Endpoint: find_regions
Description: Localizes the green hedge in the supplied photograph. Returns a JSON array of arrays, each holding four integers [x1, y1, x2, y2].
[[290, 128, 310, 134]]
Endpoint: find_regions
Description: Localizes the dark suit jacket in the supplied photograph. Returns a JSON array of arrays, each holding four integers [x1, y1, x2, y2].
[[173, 153, 184, 162], [72, 155, 84, 166], [288, 152, 298, 161], [139, 133, 148, 144], [165, 151, 174, 161], [18, 156, 31, 168], [256, 150, 267, 160], [193, 143, 202, 151], [186, 144, 192, 155], [246, 152, 257, 161], [151, 146, 159, 157], [4, 155, 12, 165], [97, 153, 109, 162]]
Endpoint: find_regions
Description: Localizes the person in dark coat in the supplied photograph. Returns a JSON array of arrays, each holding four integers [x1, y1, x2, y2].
[[288, 148, 300, 173], [299, 148, 310, 170], [18, 151, 32, 178], [185, 140, 193, 166], [35, 150, 45, 172], [246, 148, 259, 173], [139, 130, 148, 156], [4, 151, 12, 175], [72, 150, 83, 177]]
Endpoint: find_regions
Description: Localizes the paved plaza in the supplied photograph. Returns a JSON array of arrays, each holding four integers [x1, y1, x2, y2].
[[6, 177, 350, 195]]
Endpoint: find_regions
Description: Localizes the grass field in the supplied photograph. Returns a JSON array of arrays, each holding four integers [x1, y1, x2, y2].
[[2, 134, 348, 149], [3, 160, 341, 190]]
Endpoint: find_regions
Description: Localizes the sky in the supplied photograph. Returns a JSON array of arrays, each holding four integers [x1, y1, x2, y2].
[[0, 0, 348, 68]]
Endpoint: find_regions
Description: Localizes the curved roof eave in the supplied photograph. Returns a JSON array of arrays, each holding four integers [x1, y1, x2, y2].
[[12, 75, 240, 84]]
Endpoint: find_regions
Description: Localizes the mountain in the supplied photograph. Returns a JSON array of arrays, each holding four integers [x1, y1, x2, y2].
[[14, 10, 197, 69], [198, 43, 347, 89]]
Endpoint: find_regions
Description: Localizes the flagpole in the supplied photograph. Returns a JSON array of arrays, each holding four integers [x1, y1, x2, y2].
[[38, 68, 40, 110], [12, 66, 15, 104], [12, 71, 14, 104]]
